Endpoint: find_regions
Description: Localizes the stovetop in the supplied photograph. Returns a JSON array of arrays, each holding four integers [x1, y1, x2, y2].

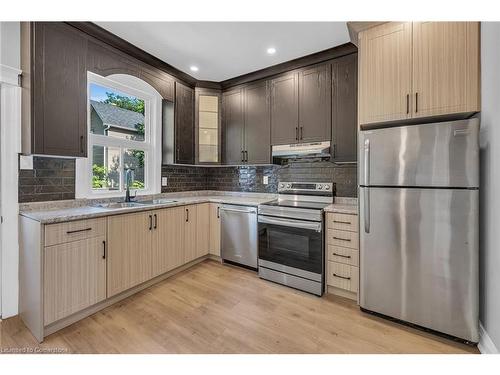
[[261, 199, 331, 211]]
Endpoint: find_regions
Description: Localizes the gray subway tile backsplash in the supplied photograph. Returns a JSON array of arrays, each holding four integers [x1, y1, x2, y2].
[[18, 157, 357, 203]]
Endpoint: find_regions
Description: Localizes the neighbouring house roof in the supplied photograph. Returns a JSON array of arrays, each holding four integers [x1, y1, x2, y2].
[[90, 100, 144, 132]]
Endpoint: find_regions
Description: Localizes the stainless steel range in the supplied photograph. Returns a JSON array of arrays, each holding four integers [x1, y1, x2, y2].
[[257, 181, 334, 296]]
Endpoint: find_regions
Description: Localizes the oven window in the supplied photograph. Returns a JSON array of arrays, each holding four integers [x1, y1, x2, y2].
[[258, 222, 322, 274]]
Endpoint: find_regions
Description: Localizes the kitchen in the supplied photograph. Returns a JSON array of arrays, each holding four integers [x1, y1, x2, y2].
[[1, 2, 500, 370]]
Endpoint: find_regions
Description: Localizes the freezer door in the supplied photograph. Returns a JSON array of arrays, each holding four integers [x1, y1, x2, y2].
[[359, 119, 479, 188], [359, 187, 479, 342]]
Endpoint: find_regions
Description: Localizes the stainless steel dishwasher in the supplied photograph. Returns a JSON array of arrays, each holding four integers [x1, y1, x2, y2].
[[220, 204, 258, 269]]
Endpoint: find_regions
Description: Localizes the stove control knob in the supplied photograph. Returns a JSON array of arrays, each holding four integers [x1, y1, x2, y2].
[[325, 185, 330, 190], [318, 185, 323, 190], [279, 183, 285, 188], [286, 184, 292, 189]]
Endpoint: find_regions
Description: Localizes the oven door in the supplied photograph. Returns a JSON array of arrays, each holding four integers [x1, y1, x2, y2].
[[258, 215, 323, 275]]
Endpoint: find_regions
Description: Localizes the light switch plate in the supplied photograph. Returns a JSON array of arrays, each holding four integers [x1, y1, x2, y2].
[[263, 175, 269, 185], [19, 155, 34, 170], [161, 177, 168, 186]]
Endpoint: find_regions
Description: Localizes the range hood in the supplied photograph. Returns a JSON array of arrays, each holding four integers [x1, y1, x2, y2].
[[272, 141, 331, 164]]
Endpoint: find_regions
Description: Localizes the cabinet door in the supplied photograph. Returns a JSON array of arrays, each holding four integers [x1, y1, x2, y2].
[[358, 22, 412, 125], [412, 22, 480, 118], [244, 81, 271, 163], [151, 207, 186, 277], [270, 73, 299, 145], [107, 211, 153, 297], [298, 63, 331, 142], [183, 205, 198, 263], [196, 203, 210, 258], [33, 22, 88, 157], [175, 82, 195, 164], [44, 236, 106, 325], [332, 54, 358, 163], [223, 89, 245, 164], [209, 203, 221, 256]]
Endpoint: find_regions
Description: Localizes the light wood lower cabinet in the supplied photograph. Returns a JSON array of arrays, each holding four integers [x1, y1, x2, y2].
[[209, 203, 221, 256], [196, 203, 210, 259], [44, 236, 107, 325], [325, 212, 359, 301]]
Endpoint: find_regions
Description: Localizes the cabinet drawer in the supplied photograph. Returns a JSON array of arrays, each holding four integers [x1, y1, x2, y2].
[[45, 218, 106, 247], [327, 245, 359, 266], [327, 213, 358, 232], [327, 261, 359, 293], [327, 229, 359, 249]]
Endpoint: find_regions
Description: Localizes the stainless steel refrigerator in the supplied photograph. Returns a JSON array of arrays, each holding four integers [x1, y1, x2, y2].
[[359, 118, 479, 343]]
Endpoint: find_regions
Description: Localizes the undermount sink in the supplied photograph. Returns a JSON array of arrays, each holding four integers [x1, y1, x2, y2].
[[93, 202, 147, 209], [136, 198, 178, 205]]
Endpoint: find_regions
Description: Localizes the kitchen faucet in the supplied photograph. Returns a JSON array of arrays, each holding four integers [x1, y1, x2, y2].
[[125, 168, 136, 202]]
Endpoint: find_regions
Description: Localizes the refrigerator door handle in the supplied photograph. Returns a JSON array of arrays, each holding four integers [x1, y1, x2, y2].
[[364, 138, 370, 185], [364, 188, 370, 233]]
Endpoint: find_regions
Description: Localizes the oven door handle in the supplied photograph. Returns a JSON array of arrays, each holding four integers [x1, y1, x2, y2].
[[258, 215, 322, 232]]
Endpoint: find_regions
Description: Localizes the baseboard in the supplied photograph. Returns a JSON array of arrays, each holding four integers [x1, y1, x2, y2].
[[478, 322, 499, 354]]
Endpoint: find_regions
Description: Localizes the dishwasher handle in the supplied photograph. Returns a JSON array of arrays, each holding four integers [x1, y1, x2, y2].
[[220, 205, 257, 214]]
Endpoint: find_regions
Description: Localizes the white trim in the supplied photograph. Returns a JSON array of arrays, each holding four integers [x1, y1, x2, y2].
[[76, 72, 161, 199], [0, 64, 21, 86], [479, 322, 499, 354], [0, 84, 21, 318]]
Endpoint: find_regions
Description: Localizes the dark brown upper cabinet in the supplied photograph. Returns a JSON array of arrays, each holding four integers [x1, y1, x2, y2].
[[174, 82, 195, 164], [222, 88, 245, 164], [298, 63, 331, 142], [270, 73, 299, 145], [331, 53, 358, 163], [22, 22, 88, 157], [243, 81, 271, 164], [223, 82, 271, 165]]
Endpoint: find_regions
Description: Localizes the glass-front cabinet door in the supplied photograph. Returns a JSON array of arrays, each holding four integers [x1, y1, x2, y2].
[[196, 88, 221, 164]]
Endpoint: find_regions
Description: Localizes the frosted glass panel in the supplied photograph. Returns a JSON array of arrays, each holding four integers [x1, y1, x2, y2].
[[199, 95, 218, 112], [199, 112, 218, 129], [199, 128, 218, 145], [199, 145, 218, 163]]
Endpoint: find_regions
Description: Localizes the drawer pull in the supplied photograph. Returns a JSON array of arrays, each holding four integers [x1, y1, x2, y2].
[[333, 220, 351, 224], [66, 227, 92, 234], [333, 273, 351, 281], [333, 236, 351, 242], [333, 252, 351, 259]]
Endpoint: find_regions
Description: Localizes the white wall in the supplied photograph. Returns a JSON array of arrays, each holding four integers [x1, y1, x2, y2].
[[479, 21, 500, 353], [0, 21, 21, 318]]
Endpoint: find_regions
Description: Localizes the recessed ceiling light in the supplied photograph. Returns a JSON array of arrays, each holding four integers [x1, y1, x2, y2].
[[267, 47, 276, 55], [190, 66, 199, 72]]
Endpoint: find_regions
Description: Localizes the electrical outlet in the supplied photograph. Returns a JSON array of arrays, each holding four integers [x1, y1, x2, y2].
[[19, 155, 34, 170], [263, 175, 269, 185], [161, 177, 168, 186]]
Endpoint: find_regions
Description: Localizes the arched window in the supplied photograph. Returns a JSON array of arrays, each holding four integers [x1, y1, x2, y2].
[[76, 72, 162, 198]]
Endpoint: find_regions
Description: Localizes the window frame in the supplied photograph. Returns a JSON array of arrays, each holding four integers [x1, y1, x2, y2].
[[76, 72, 161, 199]]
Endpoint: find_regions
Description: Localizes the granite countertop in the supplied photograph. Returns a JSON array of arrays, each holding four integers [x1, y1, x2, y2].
[[19, 191, 277, 224], [324, 197, 358, 215]]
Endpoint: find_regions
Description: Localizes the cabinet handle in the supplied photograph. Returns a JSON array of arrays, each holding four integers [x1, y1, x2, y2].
[[241, 150, 244, 163], [333, 252, 351, 259], [176, 148, 180, 161], [80, 135, 85, 154], [333, 220, 351, 224], [153, 213, 157, 229], [217, 206, 220, 218], [406, 94, 409, 114], [295, 127, 299, 141], [102, 240, 106, 259], [185, 208, 189, 222], [244, 150, 248, 163], [148, 215, 152, 230], [415, 92, 418, 113], [333, 273, 351, 280], [300, 126, 303, 140], [66, 227, 92, 234], [333, 236, 351, 242]]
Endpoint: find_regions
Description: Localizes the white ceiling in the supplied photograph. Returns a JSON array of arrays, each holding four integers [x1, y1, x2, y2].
[[95, 22, 350, 82]]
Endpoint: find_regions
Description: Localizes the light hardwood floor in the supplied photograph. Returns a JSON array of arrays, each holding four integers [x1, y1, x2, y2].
[[1, 260, 478, 354]]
